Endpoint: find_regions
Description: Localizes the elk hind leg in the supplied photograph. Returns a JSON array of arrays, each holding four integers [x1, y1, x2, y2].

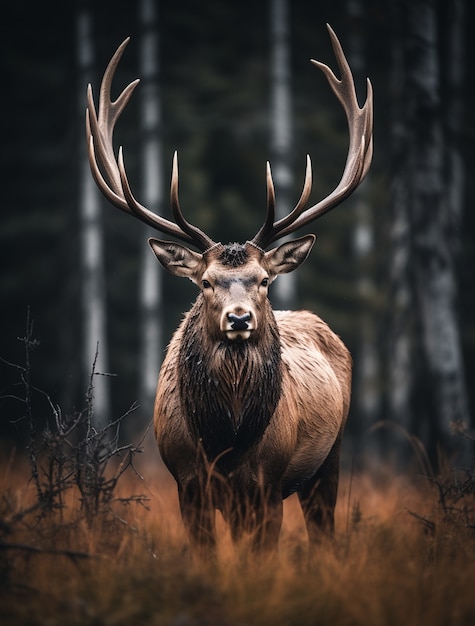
[[298, 433, 342, 544]]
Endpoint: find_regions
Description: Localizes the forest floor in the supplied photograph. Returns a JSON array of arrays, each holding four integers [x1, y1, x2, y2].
[[1, 454, 474, 626]]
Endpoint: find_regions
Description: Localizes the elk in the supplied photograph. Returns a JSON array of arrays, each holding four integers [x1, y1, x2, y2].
[[86, 25, 373, 552]]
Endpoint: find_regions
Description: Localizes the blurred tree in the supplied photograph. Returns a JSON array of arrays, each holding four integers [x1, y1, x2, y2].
[[138, 0, 163, 427], [77, 2, 110, 427], [388, 0, 470, 464], [387, 0, 412, 453], [269, 0, 296, 309], [346, 0, 381, 463]]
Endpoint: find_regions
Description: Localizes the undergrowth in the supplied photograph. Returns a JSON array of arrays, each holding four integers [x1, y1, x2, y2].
[[1, 464, 475, 626], [1, 317, 474, 625]]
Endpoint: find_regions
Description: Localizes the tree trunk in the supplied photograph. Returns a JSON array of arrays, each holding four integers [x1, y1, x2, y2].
[[269, 0, 295, 308], [409, 0, 469, 460], [77, 4, 110, 428], [387, 0, 413, 455], [445, 0, 465, 258], [388, 0, 470, 464], [346, 0, 381, 464], [138, 0, 163, 427]]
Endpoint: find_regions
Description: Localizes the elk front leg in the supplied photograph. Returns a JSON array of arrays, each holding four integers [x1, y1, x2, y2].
[[251, 487, 283, 553], [226, 483, 283, 553], [178, 476, 216, 555]]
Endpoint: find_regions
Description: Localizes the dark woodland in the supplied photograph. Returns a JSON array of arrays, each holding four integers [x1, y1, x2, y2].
[[1, 0, 474, 470]]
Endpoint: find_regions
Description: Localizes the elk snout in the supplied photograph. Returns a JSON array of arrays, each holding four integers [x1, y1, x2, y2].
[[228, 312, 251, 330], [221, 308, 255, 341]]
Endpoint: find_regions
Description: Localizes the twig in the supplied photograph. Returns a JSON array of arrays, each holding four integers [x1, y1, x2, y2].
[[0, 540, 95, 561], [408, 510, 436, 534]]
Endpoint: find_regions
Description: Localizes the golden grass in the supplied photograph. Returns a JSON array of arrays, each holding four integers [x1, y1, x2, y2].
[[1, 458, 474, 626]]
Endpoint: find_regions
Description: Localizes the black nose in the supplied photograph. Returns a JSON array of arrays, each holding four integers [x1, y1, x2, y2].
[[227, 312, 251, 331]]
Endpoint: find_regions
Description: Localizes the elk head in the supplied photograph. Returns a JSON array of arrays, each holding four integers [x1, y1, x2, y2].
[[149, 234, 315, 343], [85, 25, 373, 318]]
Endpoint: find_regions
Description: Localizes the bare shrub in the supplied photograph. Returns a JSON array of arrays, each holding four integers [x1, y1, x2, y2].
[[407, 424, 475, 536], [0, 312, 149, 584]]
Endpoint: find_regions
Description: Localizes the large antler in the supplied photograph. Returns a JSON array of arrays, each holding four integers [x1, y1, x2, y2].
[[251, 24, 373, 249], [86, 38, 215, 252]]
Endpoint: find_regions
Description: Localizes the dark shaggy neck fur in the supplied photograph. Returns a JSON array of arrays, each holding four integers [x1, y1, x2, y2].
[[178, 296, 282, 474]]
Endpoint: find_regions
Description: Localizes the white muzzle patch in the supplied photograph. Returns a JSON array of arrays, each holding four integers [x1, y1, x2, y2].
[[225, 329, 252, 342]]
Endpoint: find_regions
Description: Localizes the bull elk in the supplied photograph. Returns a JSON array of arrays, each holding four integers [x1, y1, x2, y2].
[[86, 25, 373, 552]]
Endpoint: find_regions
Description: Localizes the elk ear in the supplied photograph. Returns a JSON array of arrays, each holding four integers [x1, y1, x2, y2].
[[148, 238, 203, 281], [265, 234, 316, 276]]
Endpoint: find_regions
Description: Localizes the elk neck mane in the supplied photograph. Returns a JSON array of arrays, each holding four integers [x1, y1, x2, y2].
[[177, 290, 282, 474]]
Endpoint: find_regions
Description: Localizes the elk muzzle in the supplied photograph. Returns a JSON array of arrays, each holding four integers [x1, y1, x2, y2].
[[221, 308, 255, 342]]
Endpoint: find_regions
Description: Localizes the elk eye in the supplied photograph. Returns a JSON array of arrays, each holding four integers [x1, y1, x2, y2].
[[261, 277, 269, 287], [202, 279, 212, 290]]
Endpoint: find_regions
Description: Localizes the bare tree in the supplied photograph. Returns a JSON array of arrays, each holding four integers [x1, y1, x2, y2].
[[346, 0, 381, 461], [388, 0, 470, 463], [77, 3, 110, 427], [138, 0, 163, 426], [445, 1, 466, 278], [387, 0, 413, 458], [269, 0, 295, 308]]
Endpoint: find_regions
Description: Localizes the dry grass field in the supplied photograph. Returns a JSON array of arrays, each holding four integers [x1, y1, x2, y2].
[[1, 452, 474, 626]]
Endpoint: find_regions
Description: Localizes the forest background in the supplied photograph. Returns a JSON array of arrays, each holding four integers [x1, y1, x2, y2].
[[1, 0, 474, 470]]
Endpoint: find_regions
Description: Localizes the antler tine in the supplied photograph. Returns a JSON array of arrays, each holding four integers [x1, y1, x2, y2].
[[290, 154, 313, 215], [251, 157, 312, 248], [87, 38, 139, 196], [271, 155, 313, 233], [251, 162, 276, 248], [87, 38, 215, 251], [252, 24, 373, 248], [170, 152, 216, 251], [116, 148, 196, 244]]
